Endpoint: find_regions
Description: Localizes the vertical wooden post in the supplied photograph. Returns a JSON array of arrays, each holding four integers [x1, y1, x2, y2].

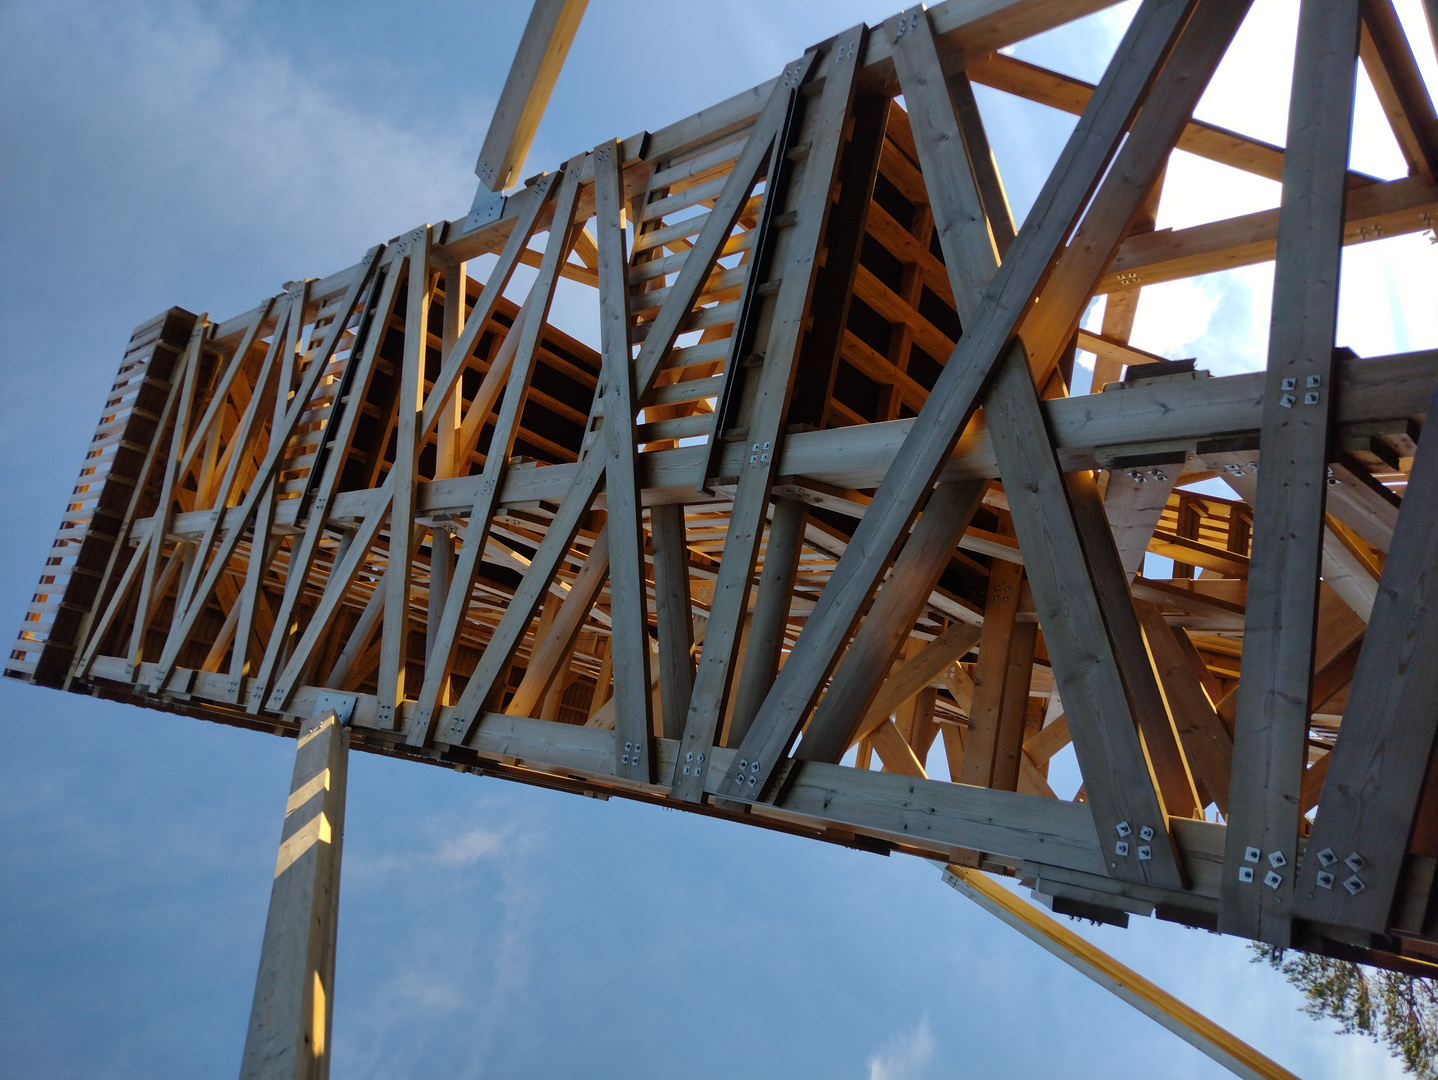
[[240, 711, 348, 1080], [1221, 0, 1360, 944]]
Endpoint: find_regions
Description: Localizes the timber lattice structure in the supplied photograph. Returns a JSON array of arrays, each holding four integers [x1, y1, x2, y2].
[[9, 0, 1438, 1015]]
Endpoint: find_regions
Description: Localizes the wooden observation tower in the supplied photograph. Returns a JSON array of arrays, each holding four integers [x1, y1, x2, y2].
[[7, 0, 1438, 1075]]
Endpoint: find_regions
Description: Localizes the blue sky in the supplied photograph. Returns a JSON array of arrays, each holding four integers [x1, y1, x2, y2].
[[2, 2, 1434, 1077]]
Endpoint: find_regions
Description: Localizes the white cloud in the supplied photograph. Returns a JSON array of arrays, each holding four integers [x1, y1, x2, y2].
[[866, 1015, 935, 1080], [434, 826, 506, 867], [1, 0, 482, 313]]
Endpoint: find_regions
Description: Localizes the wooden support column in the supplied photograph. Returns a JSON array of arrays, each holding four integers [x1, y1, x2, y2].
[[473, 0, 588, 192], [379, 229, 433, 730], [1296, 387, 1438, 933], [990, 623, 1039, 793], [1222, 0, 1360, 944], [961, 558, 1023, 790], [651, 503, 694, 741], [593, 138, 654, 782], [239, 711, 348, 1080]]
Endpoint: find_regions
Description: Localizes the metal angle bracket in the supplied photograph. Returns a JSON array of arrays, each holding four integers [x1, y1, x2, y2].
[[464, 183, 507, 235]]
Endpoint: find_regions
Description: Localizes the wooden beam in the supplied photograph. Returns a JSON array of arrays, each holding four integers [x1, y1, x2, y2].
[[778, 7, 1009, 771], [1096, 173, 1437, 294], [1359, 0, 1438, 181], [1016, 0, 1254, 384], [379, 228, 432, 730], [474, 0, 588, 191], [961, 558, 1023, 790], [239, 711, 348, 1080], [940, 864, 1300, 1080], [1296, 387, 1438, 932], [1222, 0, 1361, 944], [991, 626, 1039, 793]]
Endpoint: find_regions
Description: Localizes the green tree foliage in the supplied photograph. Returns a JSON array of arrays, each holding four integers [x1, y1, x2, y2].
[[1253, 944, 1438, 1077]]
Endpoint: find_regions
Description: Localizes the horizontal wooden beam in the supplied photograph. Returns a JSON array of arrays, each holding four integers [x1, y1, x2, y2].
[[135, 349, 1435, 543], [1097, 175, 1437, 294]]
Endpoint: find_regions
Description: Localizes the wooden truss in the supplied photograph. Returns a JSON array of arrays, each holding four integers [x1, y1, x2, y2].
[[9, 0, 1438, 990]]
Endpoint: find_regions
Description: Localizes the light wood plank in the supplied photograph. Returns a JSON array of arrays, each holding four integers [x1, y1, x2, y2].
[[474, 0, 588, 191], [1222, 0, 1362, 944]]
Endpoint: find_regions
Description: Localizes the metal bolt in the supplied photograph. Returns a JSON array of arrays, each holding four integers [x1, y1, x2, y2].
[[1306, 374, 1321, 388], [1304, 391, 1320, 405], [1116, 841, 1130, 857], [1264, 870, 1282, 889], [1115, 821, 1131, 837], [1316, 847, 1337, 867], [1345, 852, 1365, 873], [1279, 394, 1296, 408], [1239, 866, 1255, 883], [1137, 846, 1152, 861], [1343, 875, 1366, 896], [1268, 850, 1287, 869], [1139, 825, 1154, 842], [1316, 870, 1335, 889], [1282, 377, 1297, 391], [1244, 846, 1261, 863]]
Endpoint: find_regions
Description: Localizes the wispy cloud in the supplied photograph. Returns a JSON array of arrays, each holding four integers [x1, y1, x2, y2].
[[866, 1015, 935, 1080]]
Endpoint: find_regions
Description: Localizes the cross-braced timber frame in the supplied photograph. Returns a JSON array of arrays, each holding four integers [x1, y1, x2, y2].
[[9, 0, 1438, 996]]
